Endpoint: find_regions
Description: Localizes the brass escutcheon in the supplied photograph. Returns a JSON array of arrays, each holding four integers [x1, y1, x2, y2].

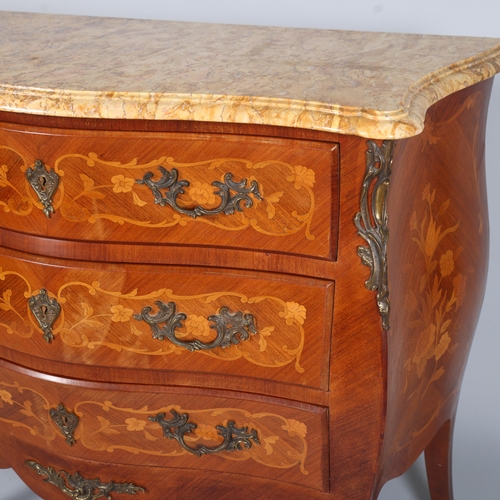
[[49, 403, 79, 446], [25, 159, 60, 217]]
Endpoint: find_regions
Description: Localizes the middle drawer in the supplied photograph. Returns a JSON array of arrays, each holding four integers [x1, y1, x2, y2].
[[0, 248, 334, 390]]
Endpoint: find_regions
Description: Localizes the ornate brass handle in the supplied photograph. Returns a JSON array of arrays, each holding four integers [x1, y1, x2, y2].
[[26, 460, 145, 499], [26, 159, 60, 217], [28, 289, 61, 343], [150, 409, 260, 457], [136, 166, 262, 218], [134, 302, 257, 352]]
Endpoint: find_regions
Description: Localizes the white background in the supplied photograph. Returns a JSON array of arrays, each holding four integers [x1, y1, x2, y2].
[[0, 1, 499, 499]]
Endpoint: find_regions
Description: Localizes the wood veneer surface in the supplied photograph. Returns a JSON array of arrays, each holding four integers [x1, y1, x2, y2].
[[0, 359, 329, 492], [0, 247, 334, 391], [0, 40, 494, 500], [376, 80, 493, 496], [0, 123, 338, 259]]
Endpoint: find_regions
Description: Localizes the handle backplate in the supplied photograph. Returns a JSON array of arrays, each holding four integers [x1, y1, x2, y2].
[[134, 302, 257, 351], [150, 409, 260, 457], [136, 166, 262, 218]]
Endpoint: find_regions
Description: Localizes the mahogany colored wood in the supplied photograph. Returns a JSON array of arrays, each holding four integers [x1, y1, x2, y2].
[[0, 78, 494, 499], [0, 246, 334, 390], [0, 452, 9, 469], [375, 79, 493, 497], [0, 123, 339, 260], [3, 435, 333, 500], [0, 358, 328, 492], [425, 418, 455, 500], [0, 345, 330, 406]]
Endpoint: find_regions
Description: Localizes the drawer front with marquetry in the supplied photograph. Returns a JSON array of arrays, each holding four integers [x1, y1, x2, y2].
[[0, 248, 333, 390], [0, 123, 338, 260], [0, 361, 329, 492]]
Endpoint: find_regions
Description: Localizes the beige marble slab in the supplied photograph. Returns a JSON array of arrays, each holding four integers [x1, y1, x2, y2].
[[1, 11, 500, 138]]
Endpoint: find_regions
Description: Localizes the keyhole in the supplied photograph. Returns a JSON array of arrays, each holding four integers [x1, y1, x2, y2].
[[62, 416, 68, 426], [41, 305, 48, 317], [38, 175, 47, 192]]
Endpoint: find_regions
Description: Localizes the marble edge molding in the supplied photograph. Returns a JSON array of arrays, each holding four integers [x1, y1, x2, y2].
[[1, 43, 500, 139], [401, 43, 500, 138]]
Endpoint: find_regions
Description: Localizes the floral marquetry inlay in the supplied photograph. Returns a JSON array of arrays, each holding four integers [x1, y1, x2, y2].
[[0, 381, 56, 441], [403, 184, 464, 386], [0, 148, 317, 241], [0, 271, 307, 373], [0, 380, 310, 475], [388, 183, 471, 455]]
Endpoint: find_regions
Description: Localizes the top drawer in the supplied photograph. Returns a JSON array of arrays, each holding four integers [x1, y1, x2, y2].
[[0, 123, 338, 260]]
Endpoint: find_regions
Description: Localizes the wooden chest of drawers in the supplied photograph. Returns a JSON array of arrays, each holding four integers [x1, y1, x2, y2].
[[1, 11, 499, 500]]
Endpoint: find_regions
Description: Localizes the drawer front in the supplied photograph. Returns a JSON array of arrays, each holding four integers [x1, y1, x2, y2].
[[0, 248, 333, 390], [0, 361, 329, 492], [0, 123, 338, 260]]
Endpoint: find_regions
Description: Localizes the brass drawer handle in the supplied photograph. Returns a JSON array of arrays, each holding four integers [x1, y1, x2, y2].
[[26, 160, 60, 217], [49, 403, 79, 447], [28, 289, 61, 343], [25, 460, 145, 499], [134, 302, 257, 352], [136, 166, 262, 218], [150, 409, 260, 457]]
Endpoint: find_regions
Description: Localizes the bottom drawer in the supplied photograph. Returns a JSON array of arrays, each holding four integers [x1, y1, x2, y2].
[[1, 437, 330, 500], [0, 359, 329, 492]]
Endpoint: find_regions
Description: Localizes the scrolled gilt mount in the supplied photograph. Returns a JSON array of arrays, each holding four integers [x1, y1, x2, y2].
[[354, 140, 394, 330], [134, 302, 258, 351], [25, 460, 145, 499], [136, 166, 262, 218], [150, 409, 260, 457]]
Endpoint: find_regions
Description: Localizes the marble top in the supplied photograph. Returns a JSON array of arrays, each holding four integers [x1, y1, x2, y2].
[[1, 11, 500, 139]]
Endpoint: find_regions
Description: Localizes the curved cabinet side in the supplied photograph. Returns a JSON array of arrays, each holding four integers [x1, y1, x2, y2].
[[329, 134, 388, 500], [376, 78, 493, 495]]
